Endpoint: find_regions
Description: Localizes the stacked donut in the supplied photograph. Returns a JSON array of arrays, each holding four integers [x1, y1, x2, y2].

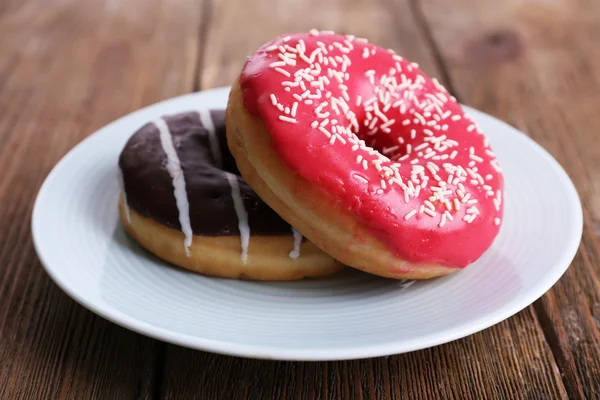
[[118, 30, 504, 281]]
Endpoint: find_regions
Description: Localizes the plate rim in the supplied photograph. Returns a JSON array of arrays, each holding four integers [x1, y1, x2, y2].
[[32, 86, 583, 361]]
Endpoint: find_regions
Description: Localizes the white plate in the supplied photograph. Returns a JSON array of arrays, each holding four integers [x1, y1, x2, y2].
[[32, 87, 582, 361]]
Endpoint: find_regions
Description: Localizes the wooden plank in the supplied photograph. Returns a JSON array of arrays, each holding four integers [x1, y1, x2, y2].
[[162, 0, 568, 398], [198, 0, 442, 89], [161, 310, 566, 399], [419, 0, 600, 397], [0, 0, 204, 398]]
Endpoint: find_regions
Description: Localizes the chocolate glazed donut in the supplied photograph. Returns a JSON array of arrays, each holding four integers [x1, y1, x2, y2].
[[117, 110, 341, 280]]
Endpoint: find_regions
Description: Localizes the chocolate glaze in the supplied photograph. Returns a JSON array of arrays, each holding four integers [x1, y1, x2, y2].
[[119, 110, 293, 236]]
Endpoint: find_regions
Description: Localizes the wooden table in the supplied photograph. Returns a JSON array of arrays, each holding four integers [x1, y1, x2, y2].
[[1, 0, 599, 398]]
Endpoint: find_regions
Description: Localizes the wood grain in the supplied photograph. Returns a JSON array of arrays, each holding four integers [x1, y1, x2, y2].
[[419, 0, 600, 397], [161, 310, 566, 400], [199, 0, 442, 89], [0, 0, 597, 398], [160, 0, 568, 398], [0, 0, 204, 398]]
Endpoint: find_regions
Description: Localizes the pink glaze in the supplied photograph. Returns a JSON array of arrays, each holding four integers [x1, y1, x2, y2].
[[240, 31, 504, 268]]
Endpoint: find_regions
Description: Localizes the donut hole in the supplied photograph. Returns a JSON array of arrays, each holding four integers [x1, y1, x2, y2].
[[355, 125, 408, 161], [352, 105, 436, 162]]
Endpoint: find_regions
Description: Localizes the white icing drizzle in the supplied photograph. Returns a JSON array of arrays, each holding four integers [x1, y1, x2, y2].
[[226, 173, 250, 264], [117, 169, 131, 224], [155, 118, 193, 257], [198, 109, 223, 169], [289, 228, 303, 260], [399, 280, 416, 290]]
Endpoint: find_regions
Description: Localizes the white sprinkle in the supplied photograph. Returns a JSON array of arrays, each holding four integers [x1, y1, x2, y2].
[[414, 112, 426, 125], [405, 209, 417, 220], [381, 119, 395, 129], [275, 67, 291, 77], [425, 200, 435, 211], [444, 200, 452, 210], [279, 115, 297, 123], [270, 94, 278, 105], [353, 174, 369, 183], [453, 198, 461, 211], [466, 206, 480, 214], [491, 160, 502, 172], [382, 145, 400, 155], [439, 213, 447, 227], [493, 198, 500, 211], [495, 217, 501, 226], [445, 210, 454, 222], [424, 208, 436, 217], [291, 102, 298, 117], [318, 126, 332, 138]]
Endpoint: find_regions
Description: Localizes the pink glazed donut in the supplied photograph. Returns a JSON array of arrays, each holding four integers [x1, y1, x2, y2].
[[226, 30, 504, 279]]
